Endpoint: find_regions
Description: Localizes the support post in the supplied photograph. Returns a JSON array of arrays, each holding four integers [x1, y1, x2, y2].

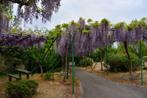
[[66, 60, 69, 79], [104, 46, 108, 66], [139, 41, 144, 86], [66, 47, 70, 79], [72, 39, 75, 95]]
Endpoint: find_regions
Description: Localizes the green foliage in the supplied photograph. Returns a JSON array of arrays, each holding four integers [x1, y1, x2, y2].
[[0, 47, 25, 72], [107, 53, 140, 72], [74, 57, 83, 66], [82, 29, 90, 34], [143, 45, 147, 56], [79, 57, 93, 67], [91, 21, 99, 27], [114, 22, 127, 29], [4, 57, 22, 72], [88, 49, 101, 62], [128, 20, 139, 30], [0, 3, 13, 19], [0, 72, 6, 77], [87, 18, 93, 23], [100, 18, 110, 26], [6, 80, 38, 98], [24, 45, 62, 73], [0, 28, 62, 73], [139, 17, 147, 28], [44, 72, 54, 80]]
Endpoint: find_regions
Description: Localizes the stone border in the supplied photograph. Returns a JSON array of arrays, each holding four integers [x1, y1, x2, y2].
[[79, 81, 84, 98]]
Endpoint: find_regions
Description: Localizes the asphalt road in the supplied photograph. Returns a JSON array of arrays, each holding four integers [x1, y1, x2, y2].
[[75, 69, 147, 98]]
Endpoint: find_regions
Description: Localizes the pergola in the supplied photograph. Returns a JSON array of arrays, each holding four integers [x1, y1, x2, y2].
[[55, 18, 147, 95]]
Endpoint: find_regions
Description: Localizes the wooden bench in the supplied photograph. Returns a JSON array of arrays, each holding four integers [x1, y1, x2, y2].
[[15, 68, 31, 79], [8, 74, 20, 81]]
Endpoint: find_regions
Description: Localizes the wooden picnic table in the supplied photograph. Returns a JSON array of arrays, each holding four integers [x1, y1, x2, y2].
[[15, 68, 31, 79]]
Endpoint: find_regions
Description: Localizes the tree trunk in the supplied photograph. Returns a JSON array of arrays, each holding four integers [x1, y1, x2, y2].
[[39, 64, 43, 76], [90, 62, 97, 72], [124, 41, 132, 77], [0, 9, 9, 33], [65, 51, 68, 79], [100, 60, 103, 71], [61, 57, 66, 81], [100, 49, 103, 71]]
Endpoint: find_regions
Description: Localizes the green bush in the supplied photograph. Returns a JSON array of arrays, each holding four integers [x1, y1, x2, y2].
[[44, 72, 54, 80], [88, 49, 101, 62], [79, 57, 93, 67], [6, 80, 38, 98], [107, 53, 140, 72], [74, 56, 83, 66]]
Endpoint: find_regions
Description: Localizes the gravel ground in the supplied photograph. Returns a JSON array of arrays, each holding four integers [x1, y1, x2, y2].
[[32, 74, 81, 98], [32, 81, 67, 98], [76, 69, 147, 98]]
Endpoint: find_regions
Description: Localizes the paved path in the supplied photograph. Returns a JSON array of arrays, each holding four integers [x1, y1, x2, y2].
[[75, 69, 147, 98]]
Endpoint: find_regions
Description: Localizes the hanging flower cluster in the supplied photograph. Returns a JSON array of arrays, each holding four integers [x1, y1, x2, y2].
[[0, 33, 47, 48], [114, 20, 147, 43], [55, 18, 147, 57]]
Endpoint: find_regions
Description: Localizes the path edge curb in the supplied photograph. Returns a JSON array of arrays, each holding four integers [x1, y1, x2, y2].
[[79, 81, 84, 98]]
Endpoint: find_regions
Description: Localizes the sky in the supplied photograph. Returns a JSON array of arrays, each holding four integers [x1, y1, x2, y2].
[[20, 0, 147, 30]]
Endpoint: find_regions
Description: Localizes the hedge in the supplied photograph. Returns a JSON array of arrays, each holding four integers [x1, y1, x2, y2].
[[106, 53, 140, 72]]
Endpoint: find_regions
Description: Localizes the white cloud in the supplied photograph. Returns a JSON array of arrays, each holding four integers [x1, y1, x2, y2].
[[24, 0, 147, 29]]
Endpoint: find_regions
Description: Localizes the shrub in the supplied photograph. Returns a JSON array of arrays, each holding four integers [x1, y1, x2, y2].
[[107, 53, 140, 72], [44, 72, 54, 80], [6, 80, 38, 98], [88, 49, 101, 62], [79, 57, 93, 67], [21, 80, 38, 95], [74, 57, 83, 66]]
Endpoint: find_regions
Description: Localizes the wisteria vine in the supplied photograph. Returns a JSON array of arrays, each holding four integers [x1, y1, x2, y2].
[[55, 18, 147, 56], [0, 0, 61, 33], [0, 33, 47, 48]]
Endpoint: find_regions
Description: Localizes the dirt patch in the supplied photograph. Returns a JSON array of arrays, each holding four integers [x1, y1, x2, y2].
[[0, 76, 7, 98], [32, 80, 66, 98], [32, 74, 81, 98], [0, 73, 81, 98]]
